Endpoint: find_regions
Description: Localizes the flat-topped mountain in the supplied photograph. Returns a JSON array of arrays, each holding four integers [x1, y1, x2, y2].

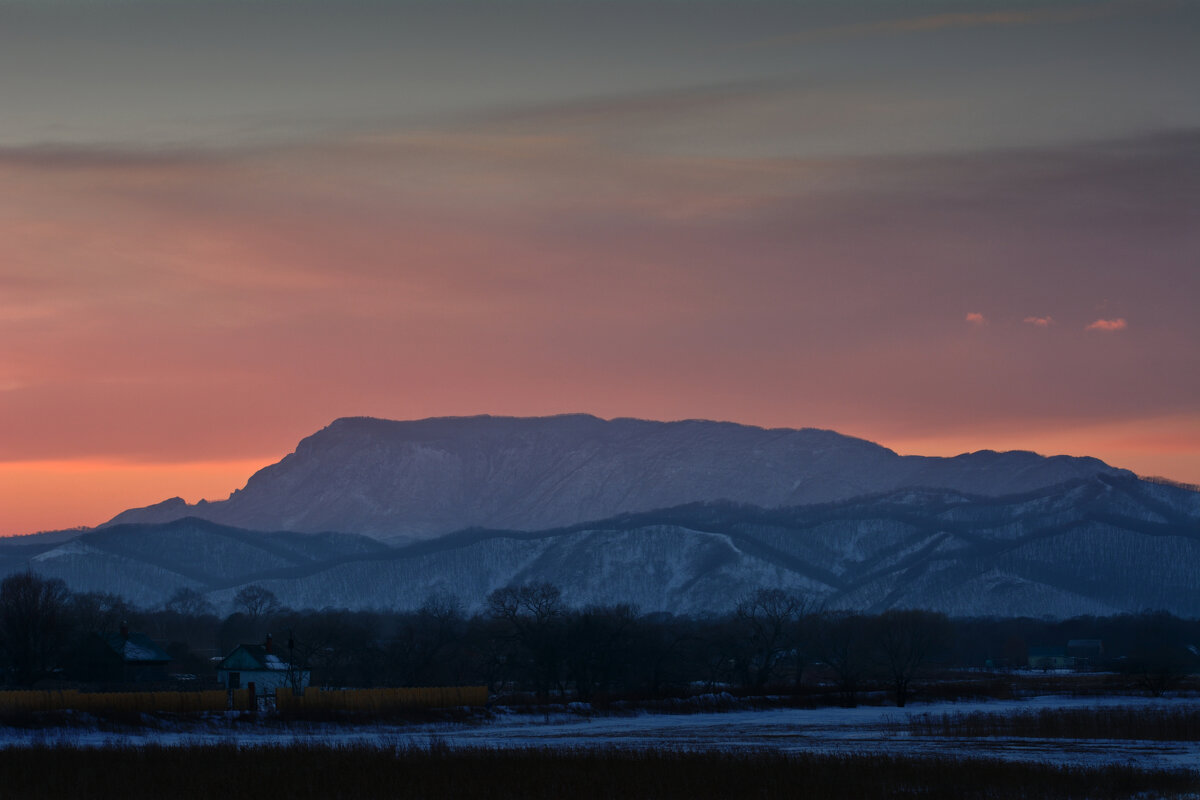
[[105, 414, 1131, 542]]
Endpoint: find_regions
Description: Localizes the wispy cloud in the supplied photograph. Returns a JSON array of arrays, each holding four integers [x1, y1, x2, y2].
[[1087, 318, 1129, 331], [0, 127, 1193, 478], [1024, 316, 1054, 327], [745, 1, 1176, 48], [0, 144, 227, 172]]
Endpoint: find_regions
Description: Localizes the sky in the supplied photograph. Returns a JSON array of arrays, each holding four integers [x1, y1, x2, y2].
[[2, 0, 1198, 535]]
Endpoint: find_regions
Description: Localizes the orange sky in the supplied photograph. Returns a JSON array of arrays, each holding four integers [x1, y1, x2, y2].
[[2, 1, 1198, 536], [0, 459, 273, 536], [4, 411, 1200, 536], [3, 129, 1197, 536]]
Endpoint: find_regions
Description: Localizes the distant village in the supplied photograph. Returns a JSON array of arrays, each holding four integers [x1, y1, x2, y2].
[[2, 573, 1198, 711]]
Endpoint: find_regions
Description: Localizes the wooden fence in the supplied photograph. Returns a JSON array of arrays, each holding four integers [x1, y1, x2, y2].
[[0, 686, 487, 714], [0, 689, 247, 713]]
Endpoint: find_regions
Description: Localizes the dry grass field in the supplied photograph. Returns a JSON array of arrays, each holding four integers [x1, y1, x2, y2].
[[1, 744, 1197, 800]]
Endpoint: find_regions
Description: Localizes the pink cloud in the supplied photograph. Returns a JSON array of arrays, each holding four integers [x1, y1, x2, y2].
[[965, 312, 986, 325], [1023, 316, 1053, 327], [1086, 318, 1128, 332]]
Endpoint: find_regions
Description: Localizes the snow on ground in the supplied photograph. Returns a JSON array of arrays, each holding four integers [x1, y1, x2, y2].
[[2, 694, 1199, 770]]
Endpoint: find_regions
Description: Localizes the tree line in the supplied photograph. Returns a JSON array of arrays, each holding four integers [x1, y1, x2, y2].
[[1, 573, 1197, 705]]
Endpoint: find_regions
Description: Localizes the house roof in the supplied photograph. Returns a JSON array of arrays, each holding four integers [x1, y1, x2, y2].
[[218, 644, 291, 672], [99, 632, 172, 664]]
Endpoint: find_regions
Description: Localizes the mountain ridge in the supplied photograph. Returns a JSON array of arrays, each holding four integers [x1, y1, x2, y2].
[[103, 414, 1133, 542], [11, 474, 1199, 616]]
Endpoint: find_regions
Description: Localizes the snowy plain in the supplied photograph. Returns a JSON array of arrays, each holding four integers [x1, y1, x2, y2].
[[3, 694, 1199, 772]]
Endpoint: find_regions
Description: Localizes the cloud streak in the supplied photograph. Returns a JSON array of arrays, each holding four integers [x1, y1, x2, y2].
[[1087, 318, 1129, 331], [0, 124, 1196, 531], [745, 0, 1178, 48]]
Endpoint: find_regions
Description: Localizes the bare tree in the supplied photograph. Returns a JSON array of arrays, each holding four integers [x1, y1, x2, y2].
[[815, 612, 870, 707], [735, 588, 813, 690], [488, 583, 566, 627], [1119, 611, 1195, 696], [69, 591, 133, 635], [565, 603, 638, 701], [0, 572, 72, 686], [390, 592, 467, 686], [487, 583, 567, 697], [232, 585, 282, 621], [164, 587, 215, 617], [870, 609, 952, 707], [282, 608, 383, 687], [631, 613, 696, 697]]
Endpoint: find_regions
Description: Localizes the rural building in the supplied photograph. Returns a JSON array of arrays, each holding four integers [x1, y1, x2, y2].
[[1028, 645, 1072, 670], [77, 623, 172, 683], [217, 635, 310, 695]]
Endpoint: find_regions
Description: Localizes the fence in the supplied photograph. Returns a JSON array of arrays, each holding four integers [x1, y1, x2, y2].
[[0, 689, 248, 713], [274, 686, 488, 712], [0, 686, 486, 714]]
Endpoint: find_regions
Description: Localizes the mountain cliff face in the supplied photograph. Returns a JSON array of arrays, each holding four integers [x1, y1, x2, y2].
[[104, 415, 1131, 541], [22, 475, 1199, 617]]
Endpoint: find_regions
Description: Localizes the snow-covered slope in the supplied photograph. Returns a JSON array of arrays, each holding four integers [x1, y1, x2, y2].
[[103, 415, 1131, 542], [0, 518, 389, 607], [16, 474, 1199, 617]]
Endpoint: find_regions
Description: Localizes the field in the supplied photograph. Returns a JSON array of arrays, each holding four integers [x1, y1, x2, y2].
[[1, 743, 1197, 800], [902, 705, 1200, 742], [1, 693, 1199, 798]]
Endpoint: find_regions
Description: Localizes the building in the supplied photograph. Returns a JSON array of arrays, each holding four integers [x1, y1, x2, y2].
[[77, 623, 172, 684], [216, 634, 310, 695], [1028, 645, 1072, 670]]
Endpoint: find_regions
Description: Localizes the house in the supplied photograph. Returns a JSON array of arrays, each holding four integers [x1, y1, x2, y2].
[[1028, 645, 1071, 670], [217, 634, 310, 695], [78, 623, 172, 684]]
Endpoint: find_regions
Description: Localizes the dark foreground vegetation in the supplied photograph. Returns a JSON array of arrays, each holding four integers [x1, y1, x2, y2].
[[2, 572, 1198, 706], [1, 744, 1197, 800], [903, 704, 1200, 741]]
